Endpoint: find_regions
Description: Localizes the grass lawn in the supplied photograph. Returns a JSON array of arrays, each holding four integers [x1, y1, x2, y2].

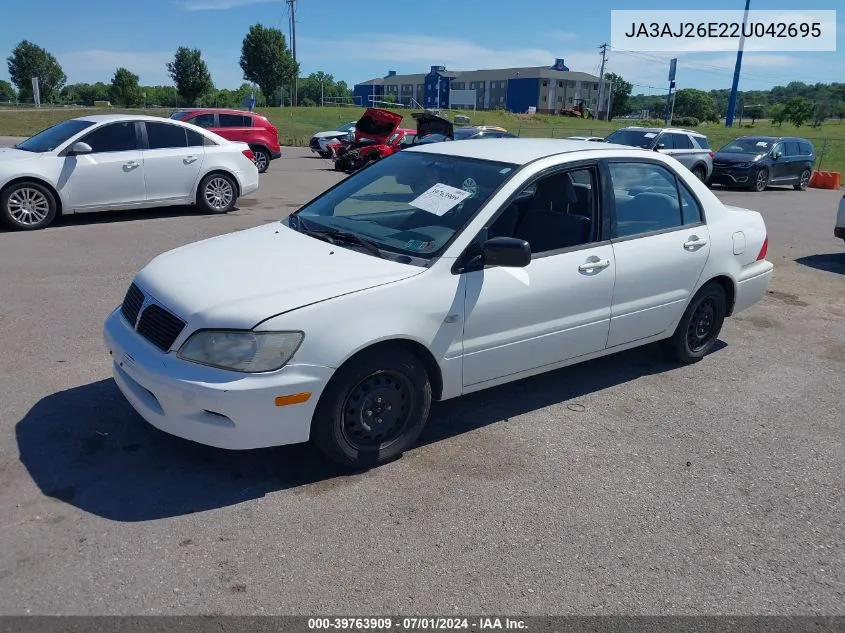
[[2, 105, 844, 175]]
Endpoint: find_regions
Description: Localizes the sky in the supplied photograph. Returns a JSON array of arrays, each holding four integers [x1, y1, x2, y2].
[[0, 0, 842, 96]]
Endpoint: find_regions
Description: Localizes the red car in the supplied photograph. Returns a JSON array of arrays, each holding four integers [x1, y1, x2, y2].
[[331, 108, 451, 173], [169, 108, 281, 173]]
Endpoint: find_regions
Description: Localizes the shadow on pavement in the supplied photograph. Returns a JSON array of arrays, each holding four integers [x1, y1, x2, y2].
[[16, 341, 725, 522], [796, 253, 845, 275]]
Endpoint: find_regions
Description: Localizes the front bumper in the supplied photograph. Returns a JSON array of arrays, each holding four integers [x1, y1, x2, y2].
[[103, 308, 333, 450], [710, 167, 753, 186]]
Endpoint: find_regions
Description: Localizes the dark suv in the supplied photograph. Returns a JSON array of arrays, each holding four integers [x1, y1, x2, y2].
[[710, 136, 815, 192]]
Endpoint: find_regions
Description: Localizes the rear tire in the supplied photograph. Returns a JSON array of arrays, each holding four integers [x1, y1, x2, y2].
[[691, 165, 707, 182], [0, 181, 58, 231], [794, 169, 810, 191], [661, 281, 727, 364], [311, 345, 432, 470], [251, 147, 270, 173], [196, 172, 237, 214]]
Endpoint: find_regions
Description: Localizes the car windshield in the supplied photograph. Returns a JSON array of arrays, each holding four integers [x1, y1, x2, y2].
[[719, 138, 773, 154], [454, 128, 479, 139], [14, 119, 96, 153], [605, 129, 658, 149], [338, 121, 357, 132], [287, 150, 517, 260]]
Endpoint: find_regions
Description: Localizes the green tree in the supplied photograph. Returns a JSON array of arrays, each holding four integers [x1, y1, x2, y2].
[[0, 79, 15, 102], [783, 96, 814, 127], [604, 72, 632, 120], [6, 40, 66, 103], [744, 105, 763, 125], [166, 47, 213, 106], [239, 24, 299, 106], [835, 103, 845, 123], [769, 104, 786, 126], [110, 67, 141, 107], [673, 88, 718, 122]]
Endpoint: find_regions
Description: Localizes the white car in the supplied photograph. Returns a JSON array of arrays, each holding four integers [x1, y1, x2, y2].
[[103, 139, 774, 469], [0, 114, 260, 231], [836, 191, 845, 243], [309, 120, 357, 157], [567, 136, 605, 142]]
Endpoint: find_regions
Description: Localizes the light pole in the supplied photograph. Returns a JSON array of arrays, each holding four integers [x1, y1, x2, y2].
[[726, 0, 751, 127]]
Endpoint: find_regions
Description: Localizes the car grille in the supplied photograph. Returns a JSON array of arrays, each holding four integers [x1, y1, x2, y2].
[[120, 282, 186, 352], [713, 162, 734, 168]]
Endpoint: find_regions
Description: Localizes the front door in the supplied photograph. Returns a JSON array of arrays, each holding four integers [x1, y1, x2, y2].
[[604, 160, 711, 348], [141, 121, 205, 203], [460, 163, 616, 387], [60, 121, 146, 211], [770, 141, 792, 182]]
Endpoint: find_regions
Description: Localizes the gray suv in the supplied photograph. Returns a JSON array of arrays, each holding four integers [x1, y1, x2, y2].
[[604, 127, 714, 183]]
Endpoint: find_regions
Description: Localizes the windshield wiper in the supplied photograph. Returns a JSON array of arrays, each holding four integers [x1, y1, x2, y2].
[[294, 218, 385, 259]]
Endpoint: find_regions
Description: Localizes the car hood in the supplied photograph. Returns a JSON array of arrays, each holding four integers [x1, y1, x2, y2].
[[0, 147, 40, 164], [312, 130, 351, 139], [413, 112, 454, 139], [133, 222, 423, 331], [714, 152, 766, 162], [353, 108, 403, 144]]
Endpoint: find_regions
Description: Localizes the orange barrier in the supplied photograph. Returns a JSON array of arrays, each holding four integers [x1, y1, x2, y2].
[[809, 171, 841, 189]]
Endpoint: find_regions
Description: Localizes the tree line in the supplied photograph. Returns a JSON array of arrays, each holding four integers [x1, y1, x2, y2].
[[2, 28, 354, 108], [627, 82, 845, 127]]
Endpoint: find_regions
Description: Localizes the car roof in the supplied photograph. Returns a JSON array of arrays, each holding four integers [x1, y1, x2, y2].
[[615, 126, 705, 137], [737, 135, 809, 142], [74, 114, 181, 123], [404, 137, 644, 164]]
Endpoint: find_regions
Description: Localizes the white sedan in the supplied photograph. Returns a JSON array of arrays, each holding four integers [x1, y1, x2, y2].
[[0, 114, 259, 230], [103, 139, 774, 469]]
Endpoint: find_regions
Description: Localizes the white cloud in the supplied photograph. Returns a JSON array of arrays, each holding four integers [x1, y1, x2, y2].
[[180, 0, 277, 10]]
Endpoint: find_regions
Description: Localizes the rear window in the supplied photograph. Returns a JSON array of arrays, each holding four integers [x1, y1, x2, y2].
[[605, 129, 658, 149], [693, 136, 711, 149]]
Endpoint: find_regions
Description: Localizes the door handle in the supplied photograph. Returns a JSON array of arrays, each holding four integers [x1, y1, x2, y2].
[[578, 258, 611, 272], [123, 161, 139, 169], [684, 236, 708, 249], [183, 156, 198, 164]]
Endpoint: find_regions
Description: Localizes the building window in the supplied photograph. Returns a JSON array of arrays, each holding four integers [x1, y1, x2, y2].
[[558, 95, 562, 102], [558, 81, 563, 87], [542, 95, 547, 102], [542, 80, 548, 87]]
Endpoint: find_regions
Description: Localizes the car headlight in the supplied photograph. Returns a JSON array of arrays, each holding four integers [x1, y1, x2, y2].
[[177, 330, 304, 373], [733, 163, 750, 168]]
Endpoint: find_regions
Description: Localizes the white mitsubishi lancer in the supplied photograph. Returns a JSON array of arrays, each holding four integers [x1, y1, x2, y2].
[[103, 138, 774, 469]]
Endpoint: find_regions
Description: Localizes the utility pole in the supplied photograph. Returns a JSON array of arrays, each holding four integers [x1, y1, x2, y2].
[[286, 0, 298, 106], [597, 43, 608, 119], [726, 0, 751, 127]]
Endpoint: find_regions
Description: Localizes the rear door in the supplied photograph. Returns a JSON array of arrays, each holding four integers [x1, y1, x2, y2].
[[604, 159, 711, 348], [663, 132, 696, 169], [140, 121, 205, 203], [215, 112, 254, 144]]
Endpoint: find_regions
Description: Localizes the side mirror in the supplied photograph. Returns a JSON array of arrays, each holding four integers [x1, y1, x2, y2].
[[654, 144, 665, 151], [69, 142, 92, 155], [482, 236, 531, 268]]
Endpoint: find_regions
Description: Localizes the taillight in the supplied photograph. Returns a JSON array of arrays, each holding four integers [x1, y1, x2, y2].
[[242, 149, 255, 161], [756, 235, 768, 260], [709, 151, 714, 159]]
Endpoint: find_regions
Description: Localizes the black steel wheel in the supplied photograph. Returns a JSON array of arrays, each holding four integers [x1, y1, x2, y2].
[[311, 345, 432, 469], [661, 281, 727, 363]]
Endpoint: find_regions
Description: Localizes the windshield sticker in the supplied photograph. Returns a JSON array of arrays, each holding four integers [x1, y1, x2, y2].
[[499, 168, 512, 175], [406, 239, 435, 251], [643, 133, 657, 138], [461, 177, 479, 198], [409, 183, 472, 216], [756, 141, 769, 147]]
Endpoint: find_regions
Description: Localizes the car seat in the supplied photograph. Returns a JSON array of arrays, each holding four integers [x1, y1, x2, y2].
[[514, 172, 592, 252]]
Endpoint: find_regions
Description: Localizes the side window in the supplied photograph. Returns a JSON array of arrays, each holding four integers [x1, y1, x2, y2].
[[608, 162, 684, 238], [187, 113, 215, 128], [79, 122, 138, 153], [657, 134, 674, 150], [186, 129, 206, 147], [145, 122, 187, 149], [694, 135, 711, 150], [219, 113, 247, 127], [798, 141, 813, 155], [672, 134, 694, 149], [784, 141, 801, 156], [772, 142, 785, 158], [505, 166, 597, 255], [678, 181, 703, 225]]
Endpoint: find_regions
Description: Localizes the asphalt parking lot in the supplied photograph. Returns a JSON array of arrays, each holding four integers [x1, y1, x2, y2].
[[0, 144, 843, 615]]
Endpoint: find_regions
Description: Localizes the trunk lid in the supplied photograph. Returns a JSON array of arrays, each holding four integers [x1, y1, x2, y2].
[[413, 112, 454, 140]]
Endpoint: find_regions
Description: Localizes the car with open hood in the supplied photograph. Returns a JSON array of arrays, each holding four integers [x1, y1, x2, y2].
[[710, 136, 815, 192], [104, 137, 773, 470], [309, 120, 358, 158]]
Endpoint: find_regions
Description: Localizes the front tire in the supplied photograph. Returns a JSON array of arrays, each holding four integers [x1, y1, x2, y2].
[[661, 281, 727, 364], [0, 181, 58, 230], [251, 147, 270, 173], [311, 345, 432, 470], [196, 173, 237, 214], [794, 169, 811, 191], [752, 167, 769, 192]]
